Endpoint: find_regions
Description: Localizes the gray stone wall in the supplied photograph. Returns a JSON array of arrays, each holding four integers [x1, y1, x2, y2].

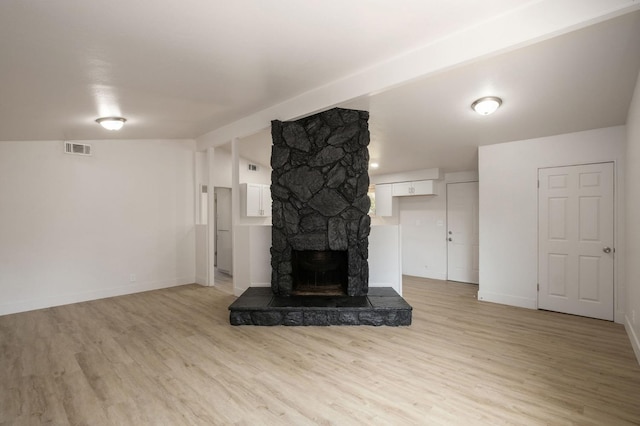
[[271, 108, 371, 296]]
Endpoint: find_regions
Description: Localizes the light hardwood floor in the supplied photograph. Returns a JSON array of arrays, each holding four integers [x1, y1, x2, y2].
[[1, 276, 639, 425], [213, 269, 234, 295]]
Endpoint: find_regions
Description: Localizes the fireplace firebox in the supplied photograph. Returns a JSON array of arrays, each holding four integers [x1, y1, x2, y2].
[[292, 250, 348, 296]]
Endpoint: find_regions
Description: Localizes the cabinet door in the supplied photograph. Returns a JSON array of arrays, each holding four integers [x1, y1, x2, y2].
[[412, 180, 436, 196], [375, 184, 393, 216], [245, 183, 262, 216], [260, 185, 272, 217], [392, 182, 413, 196]]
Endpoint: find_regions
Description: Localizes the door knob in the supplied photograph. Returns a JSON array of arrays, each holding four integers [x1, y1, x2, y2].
[[448, 238, 452, 242], [603, 247, 612, 253]]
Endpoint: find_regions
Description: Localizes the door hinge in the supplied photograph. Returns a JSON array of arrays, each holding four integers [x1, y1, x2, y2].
[[537, 283, 539, 292], [537, 180, 540, 188]]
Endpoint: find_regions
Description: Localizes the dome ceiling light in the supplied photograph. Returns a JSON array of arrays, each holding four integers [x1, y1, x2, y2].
[[471, 96, 502, 115], [96, 116, 127, 130]]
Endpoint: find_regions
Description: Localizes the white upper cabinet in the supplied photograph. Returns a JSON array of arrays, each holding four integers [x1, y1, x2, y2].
[[375, 183, 394, 217], [374, 180, 438, 217], [392, 180, 437, 196], [241, 183, 271, 217]]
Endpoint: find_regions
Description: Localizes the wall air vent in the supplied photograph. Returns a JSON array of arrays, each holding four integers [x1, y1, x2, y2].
[[64, 141, 92, 156]]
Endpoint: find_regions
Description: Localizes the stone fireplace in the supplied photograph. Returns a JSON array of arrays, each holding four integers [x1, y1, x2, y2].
[[270, 108, 371, 297], [228, 107, 412, 326]]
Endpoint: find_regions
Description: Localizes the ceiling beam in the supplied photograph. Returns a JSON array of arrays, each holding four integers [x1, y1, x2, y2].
[[196, 0, 640, 150]]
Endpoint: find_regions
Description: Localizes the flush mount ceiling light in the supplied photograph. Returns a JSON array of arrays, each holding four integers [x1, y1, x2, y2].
[[471, 96, 502, 115], [96, 116, 127, 130]]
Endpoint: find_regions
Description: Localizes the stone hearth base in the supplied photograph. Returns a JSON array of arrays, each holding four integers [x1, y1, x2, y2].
[[229, 287, 412, 326]]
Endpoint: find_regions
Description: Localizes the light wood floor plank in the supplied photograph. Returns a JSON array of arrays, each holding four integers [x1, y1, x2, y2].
[[1, 276, 639, 425]]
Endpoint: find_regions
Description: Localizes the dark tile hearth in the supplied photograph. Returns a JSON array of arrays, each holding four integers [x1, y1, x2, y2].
[[229, 287, 412, 326]]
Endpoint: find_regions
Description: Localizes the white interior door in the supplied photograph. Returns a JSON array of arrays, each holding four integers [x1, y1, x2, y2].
[[447, 182, 479, 284], [538, 163, 614, 320], [215, 187, 232, 275]]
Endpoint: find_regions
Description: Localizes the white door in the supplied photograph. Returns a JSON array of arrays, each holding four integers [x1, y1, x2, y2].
[[538, 163, 614, 320], [215, 187, 232, 274], [447, 182, 479, 284]]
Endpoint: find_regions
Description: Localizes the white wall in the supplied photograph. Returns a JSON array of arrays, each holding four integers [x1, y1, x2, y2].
[[239, 157, 270, 186], [233, 225, 271, 295], [625, 70, 640, 362], [0, 139, 196, 315], [478, 126, 626, 319], [195, 224, 208, 285], [369, 225, 402, 294], [400, 187, 446, 279], [210, 146, 270, 188], [194, 152, 209, 285], [211, 147, 232, 187], [398, 171, 478, 280]]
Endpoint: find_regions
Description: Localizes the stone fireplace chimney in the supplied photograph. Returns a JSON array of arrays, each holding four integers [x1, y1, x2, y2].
[[228, 107, 411, 326], [270, 108, 371, 297]]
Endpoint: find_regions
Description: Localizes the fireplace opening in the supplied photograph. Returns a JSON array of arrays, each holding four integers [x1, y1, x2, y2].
[[291, 250, 348, 296]]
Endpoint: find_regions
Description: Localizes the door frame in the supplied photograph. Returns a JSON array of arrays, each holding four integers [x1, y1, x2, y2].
[[537, 161, 618, 320]]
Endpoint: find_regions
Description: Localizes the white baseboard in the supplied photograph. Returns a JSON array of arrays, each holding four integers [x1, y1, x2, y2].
[[625, 315, 640, 366], [425, 272, 448, 281], [477, 290, 537, 309], [0, 277, 195, 316], [195, 275, 209, 286], [403, 271, 447, 281]]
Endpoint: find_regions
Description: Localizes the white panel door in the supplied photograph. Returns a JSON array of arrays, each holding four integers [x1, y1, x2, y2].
[[447, 182, 479, 284], [216, 187, 232, 231], [538, 163, 614, 320], [215, 187, 232, 274]]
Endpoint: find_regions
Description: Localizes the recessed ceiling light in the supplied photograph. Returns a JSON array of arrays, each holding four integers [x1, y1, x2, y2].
[[96, 116, 127, 130], [471, 96, 502, 115], [370, 162, 379, 169]]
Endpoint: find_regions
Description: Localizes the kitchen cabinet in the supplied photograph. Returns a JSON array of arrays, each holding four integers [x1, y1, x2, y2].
[[241, 183, 271, 217], [375, 184, 394, 217], [392, 180, 437, 196]]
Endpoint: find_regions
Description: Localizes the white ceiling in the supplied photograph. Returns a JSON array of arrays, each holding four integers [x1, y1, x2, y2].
[[2, 1, 640, 175]]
